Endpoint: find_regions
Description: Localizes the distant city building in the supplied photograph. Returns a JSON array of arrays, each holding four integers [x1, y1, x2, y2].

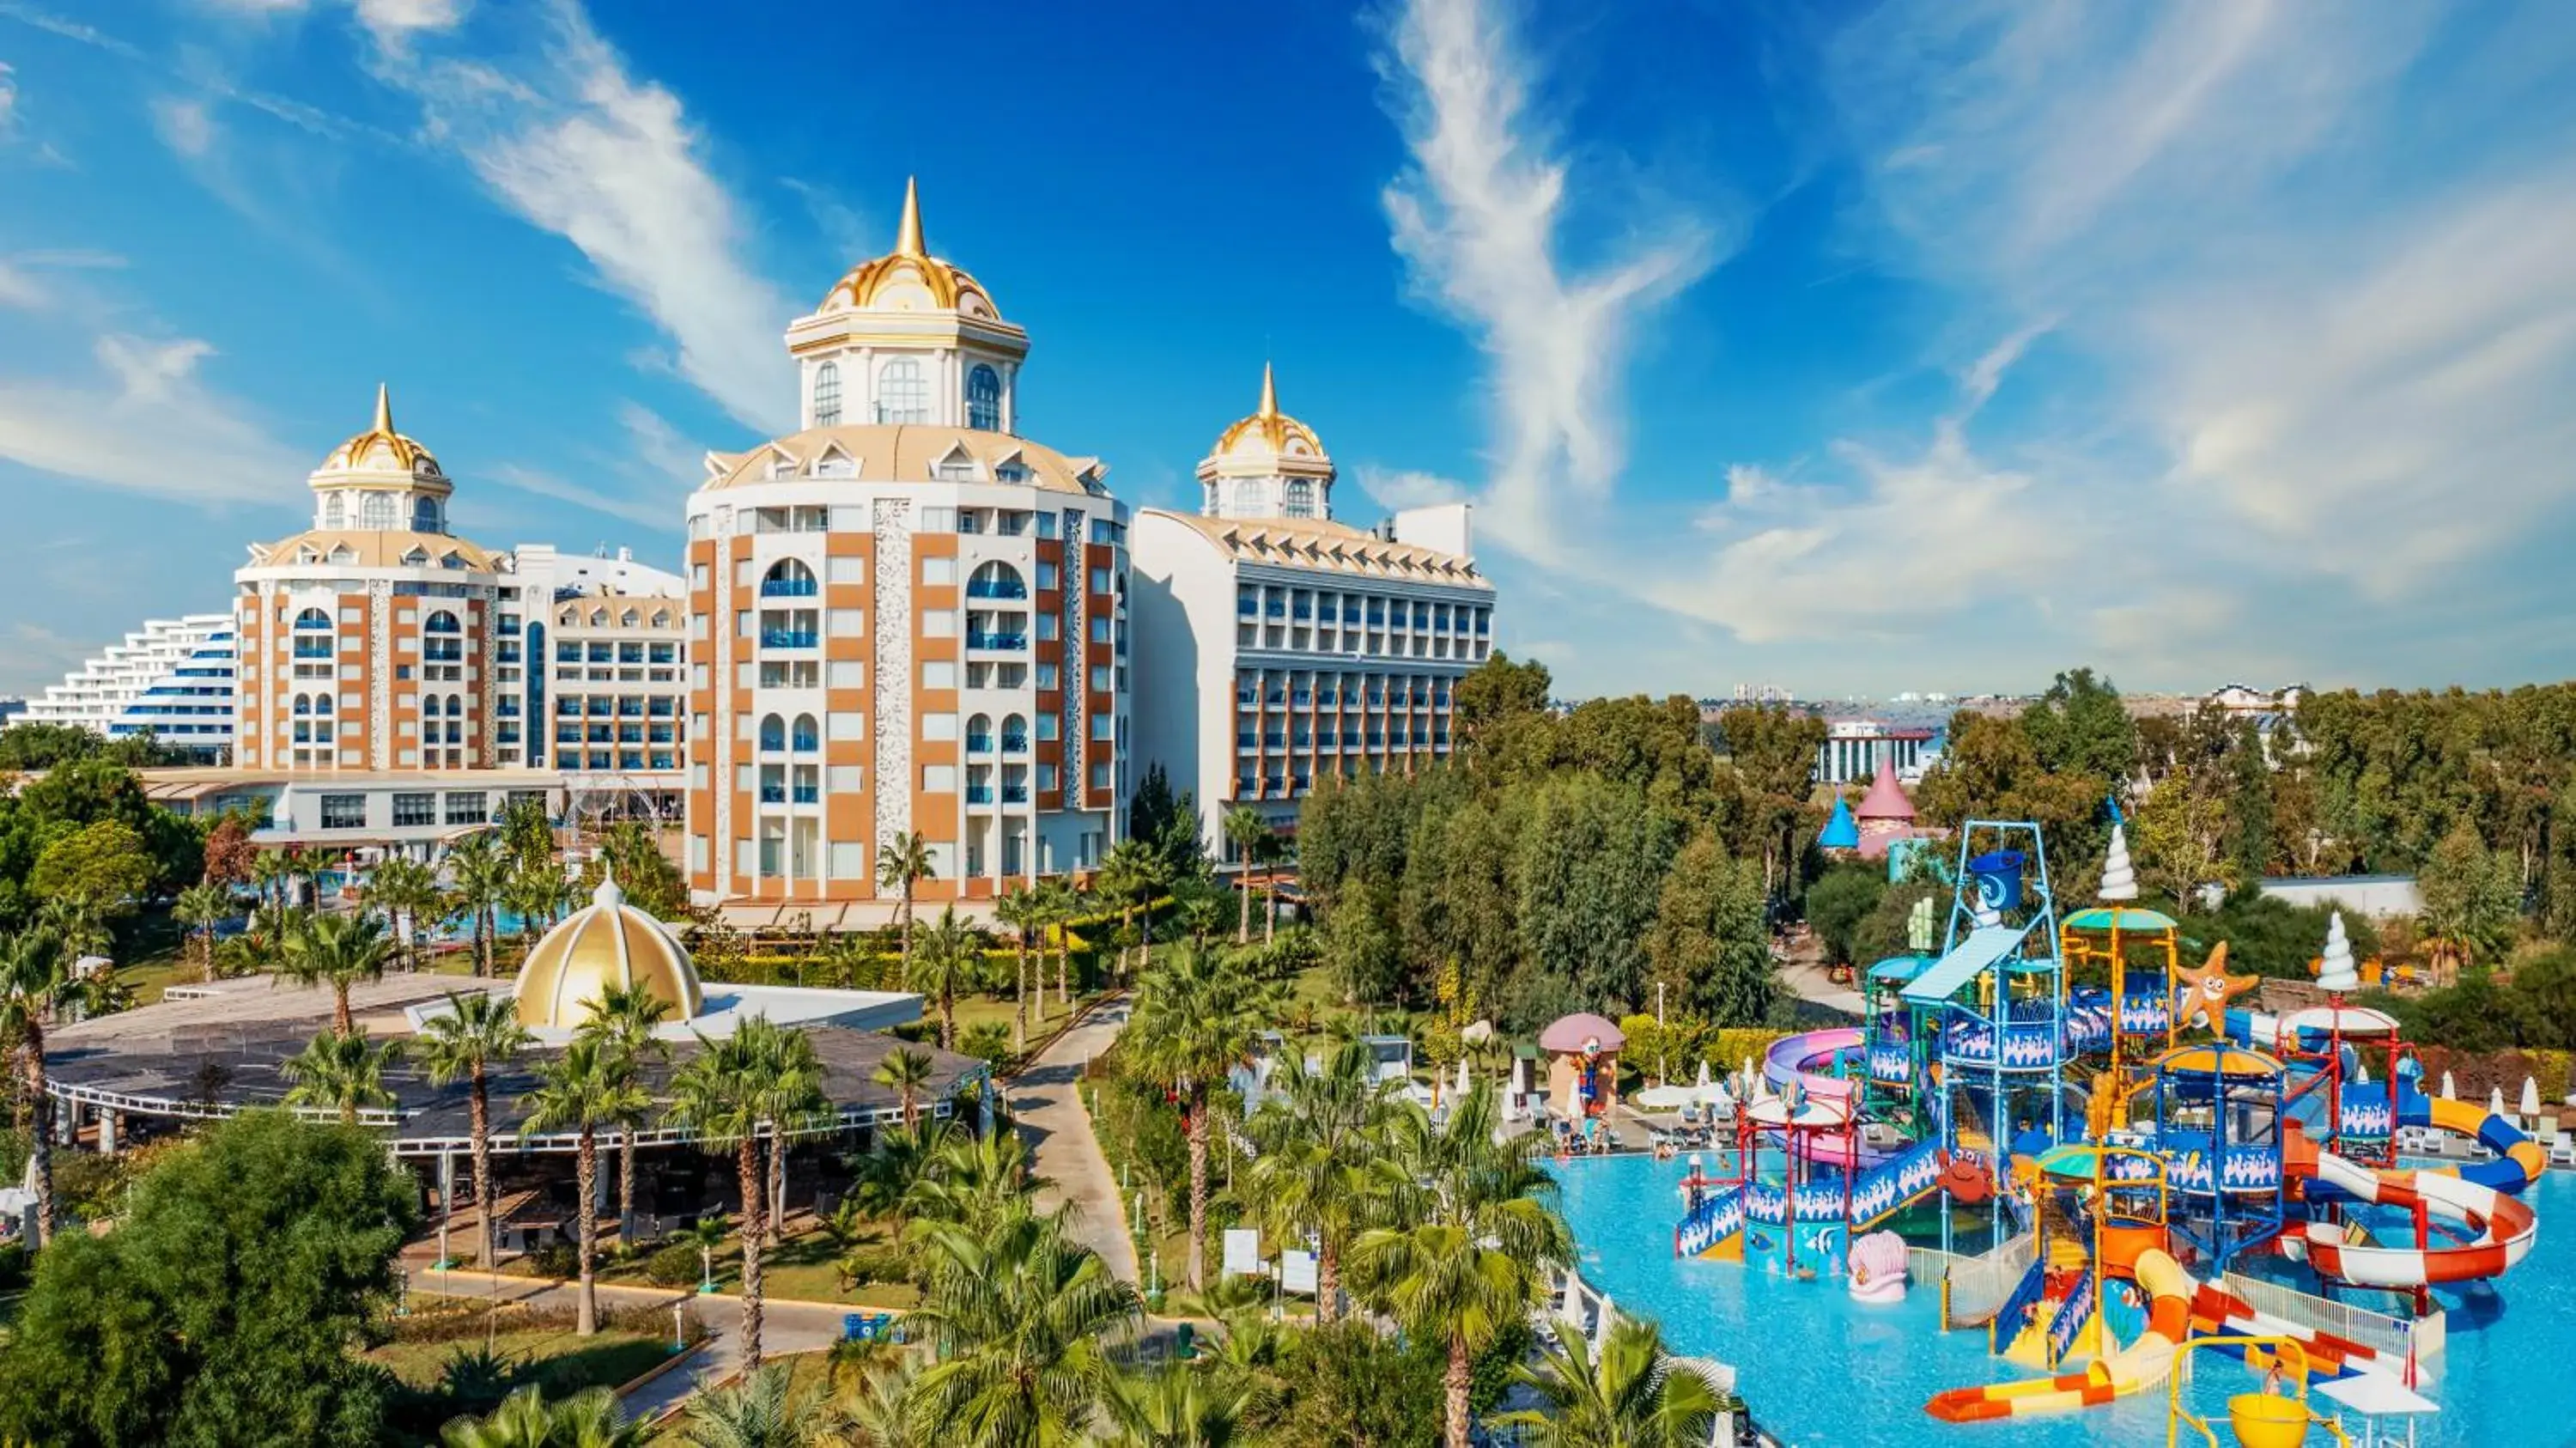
[[1131, 365, 1494, 858], [0, 698, 22, 726], [24, 612, 238, 761], [683, 180, 1129, 910], [1817, 717, 1936, 786], [2258, 873, 2419, 919]]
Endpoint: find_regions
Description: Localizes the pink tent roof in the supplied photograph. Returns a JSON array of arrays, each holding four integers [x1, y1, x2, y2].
[[1539, 1013, 1625, 1053], [1856, 770, 1917, 822]]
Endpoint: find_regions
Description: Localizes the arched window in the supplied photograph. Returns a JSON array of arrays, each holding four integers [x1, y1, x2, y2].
[[293, 695, 314, 715], [967, 364, 1001, 431], [425, 611, 459, 633], [361, 493, 396, 530], [412, 496, 442, 532], [791, 714, 819, 752], [294, 608, 332, 631], [812, 361, 842, 427], [759, 714, 786, 751], [1285, 479, 1315, 519], [966, 560, 1025, 600], [966, 714, 993, 752], [1233, 480, 1264, 513], [761, 558, 817, 598], [321, 493, 346, 529], [877, 357, 927, 424], [1000, 713, 1029, 751], [422, 610, 461, 663]]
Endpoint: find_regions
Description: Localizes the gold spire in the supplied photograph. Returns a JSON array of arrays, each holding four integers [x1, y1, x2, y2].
[[373, 381, 392, 434], [1258, 361, 1278, 420], [895, 176, 925, 259]]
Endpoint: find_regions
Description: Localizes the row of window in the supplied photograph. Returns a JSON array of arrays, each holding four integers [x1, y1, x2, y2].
[[810, 358, 1003, 430], [318, 492, 443, 533], [1236, 671, 1458, 708], [693, 507, 1122, 546], [1236, 588, 1490, 635], [553, 694, 682, 717], [556, 640, 680, 664]]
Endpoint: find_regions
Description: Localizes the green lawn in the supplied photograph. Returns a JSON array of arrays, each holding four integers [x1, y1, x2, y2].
[[368, 1321, 679, 1399], [590, 1221, 918, 1311]]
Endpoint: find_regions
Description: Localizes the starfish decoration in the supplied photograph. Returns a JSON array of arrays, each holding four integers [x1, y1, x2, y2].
[[2172, 941, 2258, 1033]]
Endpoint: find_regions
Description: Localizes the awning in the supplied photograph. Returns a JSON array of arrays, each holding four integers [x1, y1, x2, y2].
[[1900, 924, 2032, 1005]]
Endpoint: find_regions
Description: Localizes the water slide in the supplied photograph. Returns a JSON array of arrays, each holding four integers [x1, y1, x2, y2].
[[1762, 1029, 1899, 1167], [2284, 1121, 2539, 1287], [1925, 1230, 2196, 1422]]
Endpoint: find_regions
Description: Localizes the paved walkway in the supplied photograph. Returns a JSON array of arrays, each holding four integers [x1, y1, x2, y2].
[[1006, 995, 1140, 1284], [1777, 956, 1867, 1015], [409, 1265, 852, 1424]]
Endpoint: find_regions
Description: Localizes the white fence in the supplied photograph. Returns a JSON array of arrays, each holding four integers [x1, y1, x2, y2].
[[1936, 1232, 2035, 1329], [2219, 1271, 2441, 1363]]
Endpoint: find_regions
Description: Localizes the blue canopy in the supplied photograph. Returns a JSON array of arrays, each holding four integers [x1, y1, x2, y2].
[[1820, 796, 1859, 850], [1899, 923, 2033, 1005]]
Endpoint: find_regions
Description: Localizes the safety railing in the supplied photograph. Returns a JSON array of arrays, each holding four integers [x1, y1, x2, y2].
[[2218, 1271, 2433, 1360], [1939, 1231, 2036, 1329]]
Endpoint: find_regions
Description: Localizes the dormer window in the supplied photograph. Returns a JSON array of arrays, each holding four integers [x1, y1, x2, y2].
[[402, 546, 431, 566], [997, 462, 1030, 484], [1285, 480, 1315, 519]]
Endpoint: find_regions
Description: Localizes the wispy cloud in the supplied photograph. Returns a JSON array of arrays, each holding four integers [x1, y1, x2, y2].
[[370, 2, 795, 433], [484, 399, 704, 532], [1372, 0, 1720, 563], [0, 334, 305, 503]]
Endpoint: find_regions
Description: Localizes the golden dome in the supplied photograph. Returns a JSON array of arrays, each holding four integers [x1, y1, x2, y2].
[[511, 879, 703, 1031], [816, 178, 1002, 320], [1201, 362, 1332, 479], [319, 384, 445, 480]]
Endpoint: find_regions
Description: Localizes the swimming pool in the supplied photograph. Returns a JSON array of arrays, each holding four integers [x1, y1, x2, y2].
[[1551, 1153, 2576, 1446]]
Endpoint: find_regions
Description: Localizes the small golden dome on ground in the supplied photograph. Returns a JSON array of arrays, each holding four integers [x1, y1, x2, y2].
[[511, 879, 703, 1031]]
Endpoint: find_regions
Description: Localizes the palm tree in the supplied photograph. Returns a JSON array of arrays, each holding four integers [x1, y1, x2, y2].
[[174, 882, 231, 983], [577, 983, 671, 1243], [665, 1020, 782, 1367], [1489, 1315, 1725, 1448], [449, 832, 513, 978], [876, 830, 933, 987], [251, 848, 293, 909], [0, 928, 67, 1244], [440, 1384, 647, 1448], [1221, 806, 1270, 944], [282, 910, 395, 1033], [900, 1121, 1046, 1234], [418, 991, 537, 1269], [282, 844, 320, 906], [36, 897, 109, 976], [1038, 879, 1081, 1011], [1244, 1036, 1397, 1323], [280, 1026, 402, 1125], [1095, 840, 1164, 980], [1104, 1363, 1254, 1448], [913, 905, 983, 1053], [993, 885, 1043, 1050], [1177, 889, 1224, 949], [906, 1208, 1143, 1445], [683, 1214, 729, 1293], [750, 1022, 828, 1244], [1126, 946, 1274, 1293], [817, 1354, 927, 1448], [231, 899, 307, 978], [873, 1045, 937, 1134], [362, 855, 444, 972], [519, 1037, 647, 1335], [503, 861, 565, 952], [1347, 1084, 1573, 1448], [680, 1363, 815, 1448]]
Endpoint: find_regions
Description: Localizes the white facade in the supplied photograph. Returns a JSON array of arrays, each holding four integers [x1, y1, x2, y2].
[[1816, 718, 1937, 785], [1130, 368, 1495, 858], [25, 613, 238, 761]]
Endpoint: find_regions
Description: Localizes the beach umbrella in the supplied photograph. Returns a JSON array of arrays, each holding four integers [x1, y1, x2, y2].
[[1456, 1058, 1471, 1101], [1707, 1080, 1735, 1112], [2521, 1077, 2542, 1120], [2352, 1059, 2370, 1086], [1633, 1085, 1698, 1110], [2440, 1071, 2457, 1101], [2489, 1086, 2507, 1121], [1697, 1060, 1714, 1090]]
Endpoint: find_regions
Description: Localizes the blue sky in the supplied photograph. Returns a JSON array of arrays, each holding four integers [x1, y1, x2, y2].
[[4, 0, 2574, 701]]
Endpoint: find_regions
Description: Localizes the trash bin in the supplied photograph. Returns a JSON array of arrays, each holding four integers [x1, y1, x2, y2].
[[1176, 1322, 1194, 1360]]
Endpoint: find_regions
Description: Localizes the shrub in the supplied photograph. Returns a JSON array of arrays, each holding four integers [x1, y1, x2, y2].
[[958, 1022, 1013, 1067], [525, 1242, 578, 1281], [643, 1242, 704, 1288], [835, 1244, 910, 1289]]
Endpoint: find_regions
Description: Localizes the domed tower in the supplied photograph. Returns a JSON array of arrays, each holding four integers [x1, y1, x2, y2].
[[1197, 363, 1335, 521], [785, 178, 1029, 434], [306, 383, 456, 535], [513, 879, 704, 1032]]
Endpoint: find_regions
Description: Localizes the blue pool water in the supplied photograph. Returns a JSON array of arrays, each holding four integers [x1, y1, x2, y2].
[[1552, 1154, 2576, 1447]]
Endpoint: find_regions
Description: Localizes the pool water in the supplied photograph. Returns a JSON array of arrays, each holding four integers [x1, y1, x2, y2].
[[1552, 1154, 2576, 1447]]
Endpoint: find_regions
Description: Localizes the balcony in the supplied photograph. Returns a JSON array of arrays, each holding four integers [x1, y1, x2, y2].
[[759, 785, 786, 804], [966, 733, 994, 754], [1001, 785, 1030, 804], [966, 786, 994, 804], [760, 576, 817, 597], [966, 580, 1029, 600], [966, 633, 1027, 650], [1000, 733, 1029, 754], [760, 630, 818, 648], [792, 786, 819, 804], [293, 642, 333, 660]]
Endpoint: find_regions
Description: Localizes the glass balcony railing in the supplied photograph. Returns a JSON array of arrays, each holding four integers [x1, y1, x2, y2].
[[966, 734, 993, 753], [760, 577, 817, 597], [792, 786, 819, 804], [1001, 786, 1030, 804], [759, 786, 786, 803], [966, 633, 1027, 650], [761, 630, 817, 648], [965, 786, 994, 804], [966, 581, 1028, 599], [1001, 735, 1029, 753]]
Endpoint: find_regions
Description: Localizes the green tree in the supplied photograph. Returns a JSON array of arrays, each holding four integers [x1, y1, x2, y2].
[[0, 927, 68, 1243], [1802, 861, 1884, 970], [29, 818, 155, 916], [2420, 820, 2519, 964], [1259, 1320, 1443, 1448], [576, 983, 672, 1240], [283, 910, 396, 1034], [1223, 805, 1272, 944], [1644, 830, 1775, 1026], [1097, 838, 1169, 980], [417, 991, 537, 1269], [994, 884, 1045, 1051], [450, 833, 513, 978], [440, 1384, 647, 1448], [914, 905, 984, 1053], [1103, 1362, 1253, 1448], [0, 1111, 417, 1447], [1452, 651, 1552, 748], [1039, 878, 1082, 1010], [593, 820, 688, 921], [361, 855, 445, 972], [1712, 703, 1826, 897], [281, 1027, 401, 1125], [1127, 946, 1275, 1292], [906, 1208, 1143, 1445], [680, 1362, 814, 1448], [1244, 1037, 1397, 1323], [1512, 776, 1674, 1025], [519, 1037, 647, 1335], [877, 830, 933, 987], [1347, 1086, 1571, 1448], [1489, 1315, 1723, 1447], [665, 1024, 783, 1367], [175, 881, 232, 983], [750, 1022, 828, 1244], [874, 1043, 938, 1135]]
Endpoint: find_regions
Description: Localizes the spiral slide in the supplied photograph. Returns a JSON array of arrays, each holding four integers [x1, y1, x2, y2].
[[1925, 1230, 2196, 1422], [2285, 1122, 2538, 1287], [1761, 1029, 1896, 1167]]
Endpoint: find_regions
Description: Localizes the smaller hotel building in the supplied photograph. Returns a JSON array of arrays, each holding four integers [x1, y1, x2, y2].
[[1130, 368, 1493, 859]]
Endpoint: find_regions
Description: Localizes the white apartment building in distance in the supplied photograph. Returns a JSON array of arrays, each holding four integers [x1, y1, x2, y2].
[[683, 181, 1131, 912], [24, 612, 239, 761], [1130, 366, 1494, 860]]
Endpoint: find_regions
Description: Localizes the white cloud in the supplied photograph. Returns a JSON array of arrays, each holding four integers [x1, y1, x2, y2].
[[371, 3, 795, 434], [149, 95, 216, 156], [483, 399, 704, 532], [355, 0, 467, 44], [0, 61, 16, 136], [1373, 0, 1719, 563], [0, 334, 306, 503]]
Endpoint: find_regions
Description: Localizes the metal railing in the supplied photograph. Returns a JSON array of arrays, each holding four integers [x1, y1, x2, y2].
[[1939, 1231, 2036, 1329], [2218, 1270, 2430, 1360]]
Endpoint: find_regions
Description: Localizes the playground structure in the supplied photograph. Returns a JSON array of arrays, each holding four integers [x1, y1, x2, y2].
[[1671, 817, 2543, 1440]]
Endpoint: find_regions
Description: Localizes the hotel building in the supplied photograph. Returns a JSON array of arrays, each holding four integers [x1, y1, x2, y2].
[[23, 612, 238, 762], [1816, 718, 1937, 786], [683, 181, 1130, 910], [1129, 367, 1493, 859]]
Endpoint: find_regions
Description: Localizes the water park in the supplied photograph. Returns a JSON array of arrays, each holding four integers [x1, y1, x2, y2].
[[1576, 818, 2563, 1447]]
